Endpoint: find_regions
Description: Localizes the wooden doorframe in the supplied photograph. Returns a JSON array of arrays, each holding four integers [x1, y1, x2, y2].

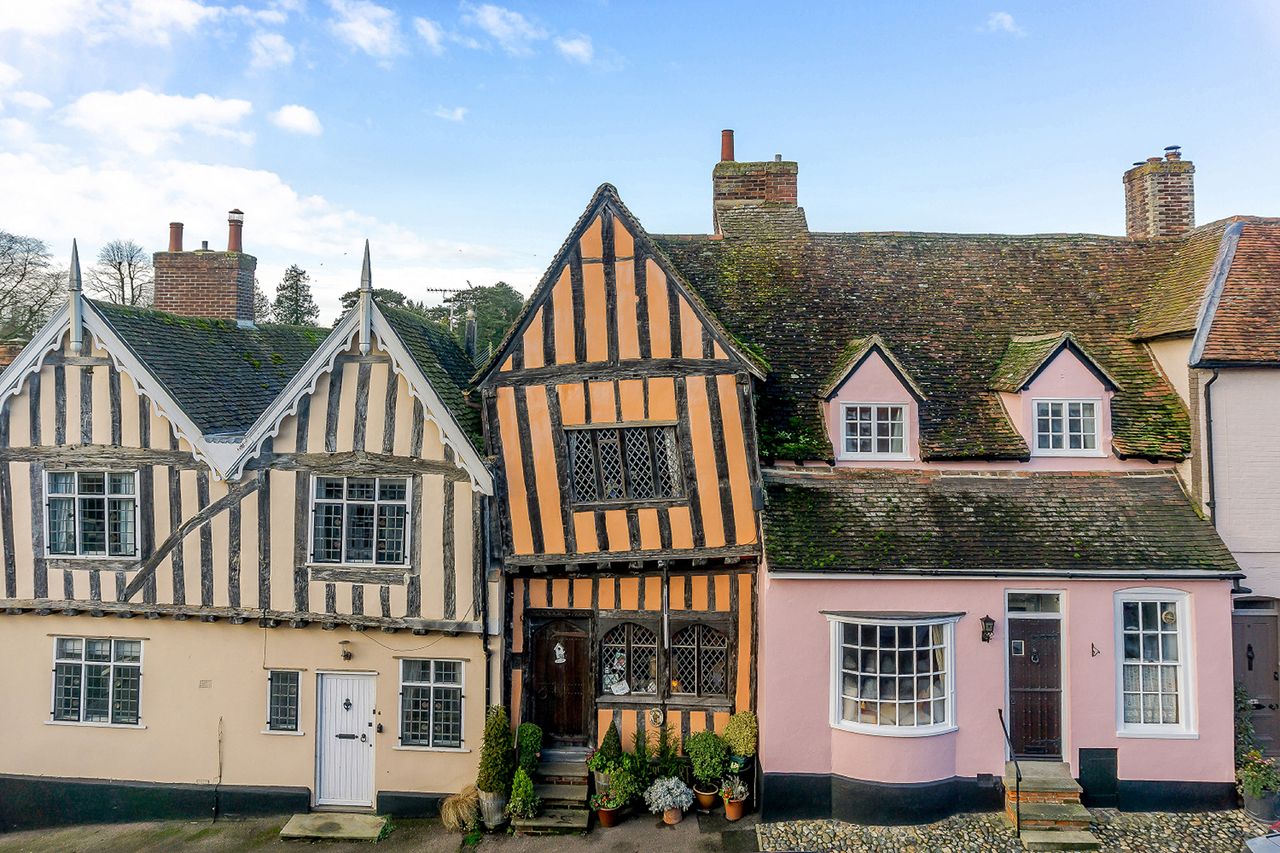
[[1233, 601, 1280, 755], [1003, 590, 1065, 761], [526, 612, 595, 745], [314, 670, 378, 809]]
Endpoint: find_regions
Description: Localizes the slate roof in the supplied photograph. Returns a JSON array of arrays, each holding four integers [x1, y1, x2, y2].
[[1198, 221, 1280, 365], [377, 302, 482, 445], [762, 468, 1239, 576], [654, 227, 1192, 461], [93, 301, 327, 436]]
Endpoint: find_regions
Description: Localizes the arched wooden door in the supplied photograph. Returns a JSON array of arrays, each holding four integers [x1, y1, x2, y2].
[[530, 619, 591, 745]]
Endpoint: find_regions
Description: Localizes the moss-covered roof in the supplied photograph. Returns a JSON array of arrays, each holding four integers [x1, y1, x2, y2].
[[988, 332, 1119, 393], [822, 334, 924, 400], [763, 468, 1239, 576]]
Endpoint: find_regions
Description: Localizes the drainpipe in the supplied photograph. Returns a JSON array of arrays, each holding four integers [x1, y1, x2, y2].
[[1204, 369, 1220, 526], [480, 495, 492, 709]]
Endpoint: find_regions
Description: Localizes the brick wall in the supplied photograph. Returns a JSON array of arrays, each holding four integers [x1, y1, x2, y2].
[[153, 251, 257, 322], [0, 341, 26, 369], [1123, 154, 1195, 239], [713, 159, 798, 233]]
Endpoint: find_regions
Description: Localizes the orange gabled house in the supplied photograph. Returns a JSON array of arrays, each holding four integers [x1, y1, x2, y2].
[[475, 184, 765, 752]]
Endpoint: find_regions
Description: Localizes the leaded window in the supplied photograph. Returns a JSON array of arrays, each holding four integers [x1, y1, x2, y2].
[[400, 659, 463, 748], [311, 476, 410, 566], [842, 405, 905, 456], [834, 618, 953, 732], [52, 637, 142, 725], [1035, 400, 1098, 453], [47, 471, 137, 557], [267, 670, 300, 732], [1120, 598, 1183, 727], [600, 623, 658, 696], [566, 425, 682, 504], [670, 624, 729, 697]]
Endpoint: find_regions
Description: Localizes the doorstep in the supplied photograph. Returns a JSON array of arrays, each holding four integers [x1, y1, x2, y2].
[[279, 812, 388, 841]]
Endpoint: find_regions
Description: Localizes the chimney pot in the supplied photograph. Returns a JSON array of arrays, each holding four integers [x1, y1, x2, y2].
[[227, 209, 244, 253], [1124, 148, 1195, 239], [168, 222, 184, 253], [774, 153, 782, 162], [201, 240, 209, 251], [154, 210, 257, 322], [721, 129, 734, 162], [1164, 145, 1182, 161]]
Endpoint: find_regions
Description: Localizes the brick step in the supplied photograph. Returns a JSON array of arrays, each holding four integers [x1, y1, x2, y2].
[[1008, 801, 1093, 831], [1006, 789, 1082, 806], [511, 807, 591, 836], [534, 783, 589, 807], [536, 761, 589, 783], [1019, 829, 1100, 851]]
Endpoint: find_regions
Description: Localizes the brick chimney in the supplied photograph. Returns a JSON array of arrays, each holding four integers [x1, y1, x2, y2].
[[713, 129, 798, 234], [153, 210, 257, 323], [1123, 147, 1195, 239]]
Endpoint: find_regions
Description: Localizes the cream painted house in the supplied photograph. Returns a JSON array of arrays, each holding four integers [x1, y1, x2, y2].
[[0, 217, 497, 831]]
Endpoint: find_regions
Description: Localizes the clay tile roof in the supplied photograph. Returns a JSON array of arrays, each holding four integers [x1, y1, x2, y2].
[[1130, 219, 1234, 341], [822, 334, 925, 400], [1197, 221, 1280, 365], [762, 468, 1239, 576], [988, 332, 1119, 393]]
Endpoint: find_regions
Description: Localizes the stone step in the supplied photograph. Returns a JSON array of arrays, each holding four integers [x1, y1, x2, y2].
[[511, 807, 591, 836], [1005, 761, 1083, 795], [537, 760, 588, 781], [1011, 801, 1093, 830], [542, 746, 592, 762], [279, 813, 387, 841], [1019, 829, 1101, 851], [534, 783, 589, 806]]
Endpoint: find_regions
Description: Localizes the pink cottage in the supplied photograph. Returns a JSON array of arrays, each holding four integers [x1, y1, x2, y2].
[[652, 136, 1241, 826]]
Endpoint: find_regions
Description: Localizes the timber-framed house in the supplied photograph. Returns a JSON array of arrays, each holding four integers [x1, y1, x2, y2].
[[0, 216, 496, 829], [476, 185, 765, 750]]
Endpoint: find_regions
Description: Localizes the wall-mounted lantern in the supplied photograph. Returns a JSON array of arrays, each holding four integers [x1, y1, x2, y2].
[[339, 640, 353, 661], [980, 615, 996, 643]]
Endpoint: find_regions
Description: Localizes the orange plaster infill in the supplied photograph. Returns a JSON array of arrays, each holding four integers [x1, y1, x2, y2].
[[573, 511, 599, 553], [589, 382, 616, 424], [605, 510, 630, 551], [690, 575, 710, 611], [618, 577, 640, 610], [669, 575, 686, 610], [615, 261, 641, 361], [524, 385, 566, 553], [582, 262, 608, 363], [685, 377, 727, 548], [551, 578, 570, 609], [580, 216, 603, 259], [735, 573, 752, 711], [511, 580, 525, 653], [495, 386, 534, 555], [646, 261, 672, 358], [717, 373, 757, 546], [598, 576, 616, 610], [713, 574, 731, 612], [618, 379, 645, 421], [523, 307, 545, 369], [614, 219, 635, 259], [573, 578, 593, 608], [679, 295, 703, 359], [558, 383, 586, 426], [646, 377, 677, 421], [644, 576, 662, 611], [552, 268, 575, 365], [668, 506, 694, 549], [637, 508, 661, 550]]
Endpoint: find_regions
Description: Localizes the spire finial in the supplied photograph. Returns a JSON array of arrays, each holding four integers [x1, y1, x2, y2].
[[69, 239, 81, 293], [360, 239, 372, 292], [68, 239, 84, 354], [358, 239, 372, 355]]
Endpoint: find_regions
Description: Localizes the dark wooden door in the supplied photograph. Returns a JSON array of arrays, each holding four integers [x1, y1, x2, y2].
[[1234, 612, 1280, 755], [1008, 618, 1062, 759], [531, 619, 590, 745]]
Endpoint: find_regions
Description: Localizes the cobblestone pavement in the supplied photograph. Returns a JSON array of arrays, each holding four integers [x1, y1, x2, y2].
[[757, 809, 1267, 853]]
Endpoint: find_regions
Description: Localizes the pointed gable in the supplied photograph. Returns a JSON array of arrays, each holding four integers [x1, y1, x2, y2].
[[822, 335, 924, 400], [989, 332, 1120, 393]]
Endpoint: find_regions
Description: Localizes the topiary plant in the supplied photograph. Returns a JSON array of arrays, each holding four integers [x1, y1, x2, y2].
[[724, 711, 758, 757], [506, 767, 540, 819], [588, 720, 624, 773], [685, 730, 728, 790], [476, 706, 514, 795], [516, 722, 543, 777], [653, 724, 684, 780]]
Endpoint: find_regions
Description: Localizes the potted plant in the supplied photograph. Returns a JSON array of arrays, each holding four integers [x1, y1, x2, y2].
[[719, 775, 750, 822], [475, 706, 514, 829], [1238, 749, 1280, 821], [644, 776, 693, 825], [506, 767, 541, 821], [517, 722, 543, 778], [685, 730, 728, 811], [589, 767, 637, 828], [587, 721, 624, 787], [723, 711, 757, 775]]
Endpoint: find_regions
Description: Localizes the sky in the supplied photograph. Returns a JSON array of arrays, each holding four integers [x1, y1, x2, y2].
[[1, 1, 1279, 319]]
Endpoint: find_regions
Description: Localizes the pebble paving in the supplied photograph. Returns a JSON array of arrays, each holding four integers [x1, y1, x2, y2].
[[757, 809, 1266, 852]]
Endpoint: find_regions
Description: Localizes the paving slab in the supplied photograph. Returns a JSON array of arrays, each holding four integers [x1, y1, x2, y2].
[[279, 812, 387, 841]]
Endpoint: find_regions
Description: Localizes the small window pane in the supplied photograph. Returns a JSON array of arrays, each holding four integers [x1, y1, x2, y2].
[[113, 640, 141, 663], [48, 498, 76, 554], [378, 479, 407, 502], [346, 478, 376, 501], [316, 477, 344, 500], [78, 473, 105, 494], [268, 671, 300, 732], [83, 664, 111, 722], [111, 666, 140, 725], [375, 505, 407, 564], [78, 497, 107, 555], [312, 504, 343, 563], [402, 659, 431, 683], [49, 472, 76, 494], [1007, 593, 1060, 613], [433, 660, 461, 685], [345, 504, 375, 562], [53, 663, 82, 721], [86, 638, 112, 661], [108, 473, 135, 496], [56, 638, 83, 659]]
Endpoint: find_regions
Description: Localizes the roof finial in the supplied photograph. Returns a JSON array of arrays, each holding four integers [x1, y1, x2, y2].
[[358, 239, 372, 355], [68, 239, 84, 355]]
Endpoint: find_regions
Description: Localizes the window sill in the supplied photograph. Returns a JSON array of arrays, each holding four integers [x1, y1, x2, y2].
[[569, 497, 687, 511], [393, 745, 470, 753], [836, 453, 912, 462], [45, 557, 139, 570], [261, 729, 307, 737], [831, 720, 957, 738], [45, 720, 146, 730], [309, 565, 410, 585], [1115, 728, 1198, 740], [1030, 449, 1106, 458]]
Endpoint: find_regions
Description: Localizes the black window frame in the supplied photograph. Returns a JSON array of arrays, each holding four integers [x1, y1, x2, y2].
[[266, 670, 300, 732], [565, 424, 684, 506]]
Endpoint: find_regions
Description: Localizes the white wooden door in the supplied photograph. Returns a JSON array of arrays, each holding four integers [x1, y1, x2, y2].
[[315, 673, 376, 807]]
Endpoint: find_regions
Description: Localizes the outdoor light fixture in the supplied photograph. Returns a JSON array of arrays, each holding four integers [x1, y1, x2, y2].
[[980, 615, 996, 643], [338, 640, 353, 661]]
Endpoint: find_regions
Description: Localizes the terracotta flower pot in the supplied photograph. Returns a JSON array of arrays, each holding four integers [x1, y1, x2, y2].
[[597, 806, 623, 828], [662, 806, 684, 825], [723, 797, 746, 822], [694, 785, 718, 812]]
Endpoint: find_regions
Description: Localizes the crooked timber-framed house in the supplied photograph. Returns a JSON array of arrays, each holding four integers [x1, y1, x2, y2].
[[0, 217, 496, 829]]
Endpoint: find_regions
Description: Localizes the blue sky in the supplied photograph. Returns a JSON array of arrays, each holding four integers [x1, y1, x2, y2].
[[1, 1, 1278, 316]]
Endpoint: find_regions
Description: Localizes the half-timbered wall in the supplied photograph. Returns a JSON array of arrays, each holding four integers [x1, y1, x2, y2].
[[0, 332, 479, 630], [485, 208, 760, 564]]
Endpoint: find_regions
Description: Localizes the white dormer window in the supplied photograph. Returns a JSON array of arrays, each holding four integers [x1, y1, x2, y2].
[[1033, 399, 1100, 456], [841, 404, 906, 459]]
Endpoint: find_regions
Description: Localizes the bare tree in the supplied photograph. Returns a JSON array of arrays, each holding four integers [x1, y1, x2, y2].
[[86, 239, 153, 306], [0, 230, 65, 340]]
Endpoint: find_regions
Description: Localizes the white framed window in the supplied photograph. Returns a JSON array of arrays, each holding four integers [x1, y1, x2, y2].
[[1033, 399, 1101, 456], [51, 637, 142, 726], [46, 471, 138, 558], [399, 659, 464, 749], [840, 404, 907, 459], [309, 476, 410, 567], [1114, 590, 1194, 737], [266, 670, 301, 733], [828, 614, 958, 736]]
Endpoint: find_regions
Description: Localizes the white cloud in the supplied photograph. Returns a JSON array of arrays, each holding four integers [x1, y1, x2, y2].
[[62, 89, 254, 155], [0, 0, 226, 45], [462, 4, 547, 55], [981, 11, 1025, 36], [554, 34, 593, 64], [328, 0, 403, 58], [433, 106, 467, 122], [0, 63, 23, 90], [414, 17, 445, 54], [250, 31, 295, 70], [8, 92, 54, 111], [270, 104, 322, 135]]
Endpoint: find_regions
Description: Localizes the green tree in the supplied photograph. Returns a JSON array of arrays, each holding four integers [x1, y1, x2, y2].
[[271, 264, 319, 326], [335, 287, 430, 323], [252, 278, 273, 323], [441, 282, 524, 362]]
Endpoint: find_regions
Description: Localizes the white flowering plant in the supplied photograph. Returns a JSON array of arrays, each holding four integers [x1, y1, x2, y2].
[[644, 776, 693, 813]]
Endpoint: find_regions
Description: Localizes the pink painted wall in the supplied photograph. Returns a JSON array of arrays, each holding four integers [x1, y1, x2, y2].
[[821, 347, 1153, 472], [758, 572, 1235, 786]]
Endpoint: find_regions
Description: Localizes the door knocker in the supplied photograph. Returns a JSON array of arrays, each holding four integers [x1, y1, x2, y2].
[[1248, 643, 1256, 672], [553, 641, 566, 664], [343, 698, 353, 711], [1030, 649, 1040, 664]]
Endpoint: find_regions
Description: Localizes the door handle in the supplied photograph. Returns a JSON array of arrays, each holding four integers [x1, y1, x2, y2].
[[360, 733, 368, 742], [336, 733, 357, 740]]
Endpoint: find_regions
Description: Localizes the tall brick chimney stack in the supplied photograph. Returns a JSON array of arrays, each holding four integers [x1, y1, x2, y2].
[[712, 129, 798, 234], [1123, 147, 1195, 239], [153, 209, 257, 324]]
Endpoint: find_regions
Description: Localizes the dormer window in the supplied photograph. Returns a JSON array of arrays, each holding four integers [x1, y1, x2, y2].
[[1034, 399, 1100, 455], [842, 404, 906, 459]]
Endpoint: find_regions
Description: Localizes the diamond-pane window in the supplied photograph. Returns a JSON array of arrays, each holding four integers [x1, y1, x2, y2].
[[670, 624, 729, 698], [566, 426, 682, 504], [311, 476, 410, 566], [567, 431, 598, 503], [597, 430, 625, 500], [600, 623, 658, 696], [625, 429, 655, 499]]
